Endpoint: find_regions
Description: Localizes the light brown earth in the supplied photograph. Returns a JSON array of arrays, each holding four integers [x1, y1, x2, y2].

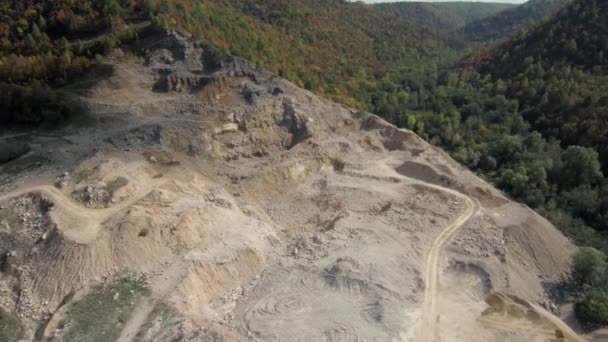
[[0, 31, 586, 341]]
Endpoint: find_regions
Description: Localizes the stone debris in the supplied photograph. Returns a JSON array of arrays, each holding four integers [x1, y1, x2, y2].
[[213, 123, 239, 136]]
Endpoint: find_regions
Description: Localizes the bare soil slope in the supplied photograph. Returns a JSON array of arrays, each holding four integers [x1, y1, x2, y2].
[[0, 31, 578, 342]]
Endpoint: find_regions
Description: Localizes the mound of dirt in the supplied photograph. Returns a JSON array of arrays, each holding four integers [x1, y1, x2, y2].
[[395, 161, 456, 188], [480, 292, 583, 341]]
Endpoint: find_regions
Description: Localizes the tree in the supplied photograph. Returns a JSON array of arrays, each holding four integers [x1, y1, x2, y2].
[[24, 33, 36, 53], [576, 288, 608, 326], [37, 16, 47, 31], [104, 0, 125, 16], [572, 247, 607, 286], [405, 115, 417, 130], [561, 146, 603, 189], [479, 154, 497, 171], [31, 23, 42, 39], [560, 186, 600, 218]]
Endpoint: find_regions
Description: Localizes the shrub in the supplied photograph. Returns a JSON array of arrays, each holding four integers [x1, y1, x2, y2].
[[572, 247, 607, 286], [576, 288, 608, 326], [0, 82, 88, 126], [104, 177, 129, 194]]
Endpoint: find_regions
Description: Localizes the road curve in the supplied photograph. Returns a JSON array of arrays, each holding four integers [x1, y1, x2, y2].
[[383, 160, 582, 342], [0, 177, 166, 244], [375, 158, 478, 341], [412, 184, 477, 342]]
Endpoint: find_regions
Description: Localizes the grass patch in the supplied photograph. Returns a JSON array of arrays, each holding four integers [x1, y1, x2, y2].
[[63, 276, 148, 342], [0, 308, 23, 342], [134, 304, 221, 342], [72, 168, 96, 184], [104, 177, 129, 194]]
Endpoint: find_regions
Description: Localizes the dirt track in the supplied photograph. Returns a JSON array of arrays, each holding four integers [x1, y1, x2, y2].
[[0, 31, 583, 341], [382, 156, 584, 342], [375, 159, 479, 341], [0, 176, 166, 244], [411, 184, 477, 342]]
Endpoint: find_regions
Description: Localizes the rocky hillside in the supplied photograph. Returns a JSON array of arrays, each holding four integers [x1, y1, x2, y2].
[[0, 0, 459, 123], [0, 31, 579, 342]]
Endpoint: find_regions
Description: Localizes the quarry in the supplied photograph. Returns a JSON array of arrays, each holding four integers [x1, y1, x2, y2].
[[0, 31, 582, 341]]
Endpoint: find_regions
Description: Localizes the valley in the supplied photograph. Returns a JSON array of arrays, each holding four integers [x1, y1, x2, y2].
[[1, 0, 607, 341], [0, 28, 579, 342]]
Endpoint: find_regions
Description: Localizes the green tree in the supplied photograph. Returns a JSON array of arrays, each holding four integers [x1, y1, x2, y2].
[[37, 16, 47, 31], [561, 146, 603, 189], [405, 115, 417, 130], [478, 154, 497, 171], [31, 23, 42, 39], [576, 288, 608, 326], [104, 0, 125, 16], [23, 33, 36, 52], [572, 247, 607, 286]]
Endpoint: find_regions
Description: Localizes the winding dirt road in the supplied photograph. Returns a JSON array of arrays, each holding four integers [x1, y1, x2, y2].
[[375, 158, 480, 341], [410, 182, 477, 342], [385, 160, 584, 342], [0, 176, 165, 244], [0, 159, 584, 341]]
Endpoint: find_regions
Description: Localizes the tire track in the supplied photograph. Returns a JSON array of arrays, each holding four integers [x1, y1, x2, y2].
[[380, 159, 582, 342], [0, 176, 166, 243], [357, 160, 479, 342], [412, 186, 476, 342]]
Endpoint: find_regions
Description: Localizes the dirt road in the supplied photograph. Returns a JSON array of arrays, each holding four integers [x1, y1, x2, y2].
[[0, 176, 165, 244], [386, 160, 584, 342], [402, 180, 477, 342]]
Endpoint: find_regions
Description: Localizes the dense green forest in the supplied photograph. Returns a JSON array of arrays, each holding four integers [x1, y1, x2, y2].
[[479, 1, 608, 315], [3, 0, 608, 324], [411, 0, 607, 325], [463, 0, 570, 42], [375, 1, 514, 35], [473, 0, 608, 162]]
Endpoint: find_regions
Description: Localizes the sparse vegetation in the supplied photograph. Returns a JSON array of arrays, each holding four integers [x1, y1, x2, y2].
[[105, 176, 129, 195], [72, 168, 96, 184], [133, 304, 221, 342], [133, 304, 180, 342], [63, 276, 148, 342], [0, 308, 22, 342]]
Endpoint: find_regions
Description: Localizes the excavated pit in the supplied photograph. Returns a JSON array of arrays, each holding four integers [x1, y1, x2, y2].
[[0, 30, 579, 342]]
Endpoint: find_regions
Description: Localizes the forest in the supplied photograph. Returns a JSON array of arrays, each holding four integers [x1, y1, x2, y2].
[[2, 0, 608, 325], [0, 0, 151, 124], [462, 0, 570, 42], [375, 1, 514, 35]]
